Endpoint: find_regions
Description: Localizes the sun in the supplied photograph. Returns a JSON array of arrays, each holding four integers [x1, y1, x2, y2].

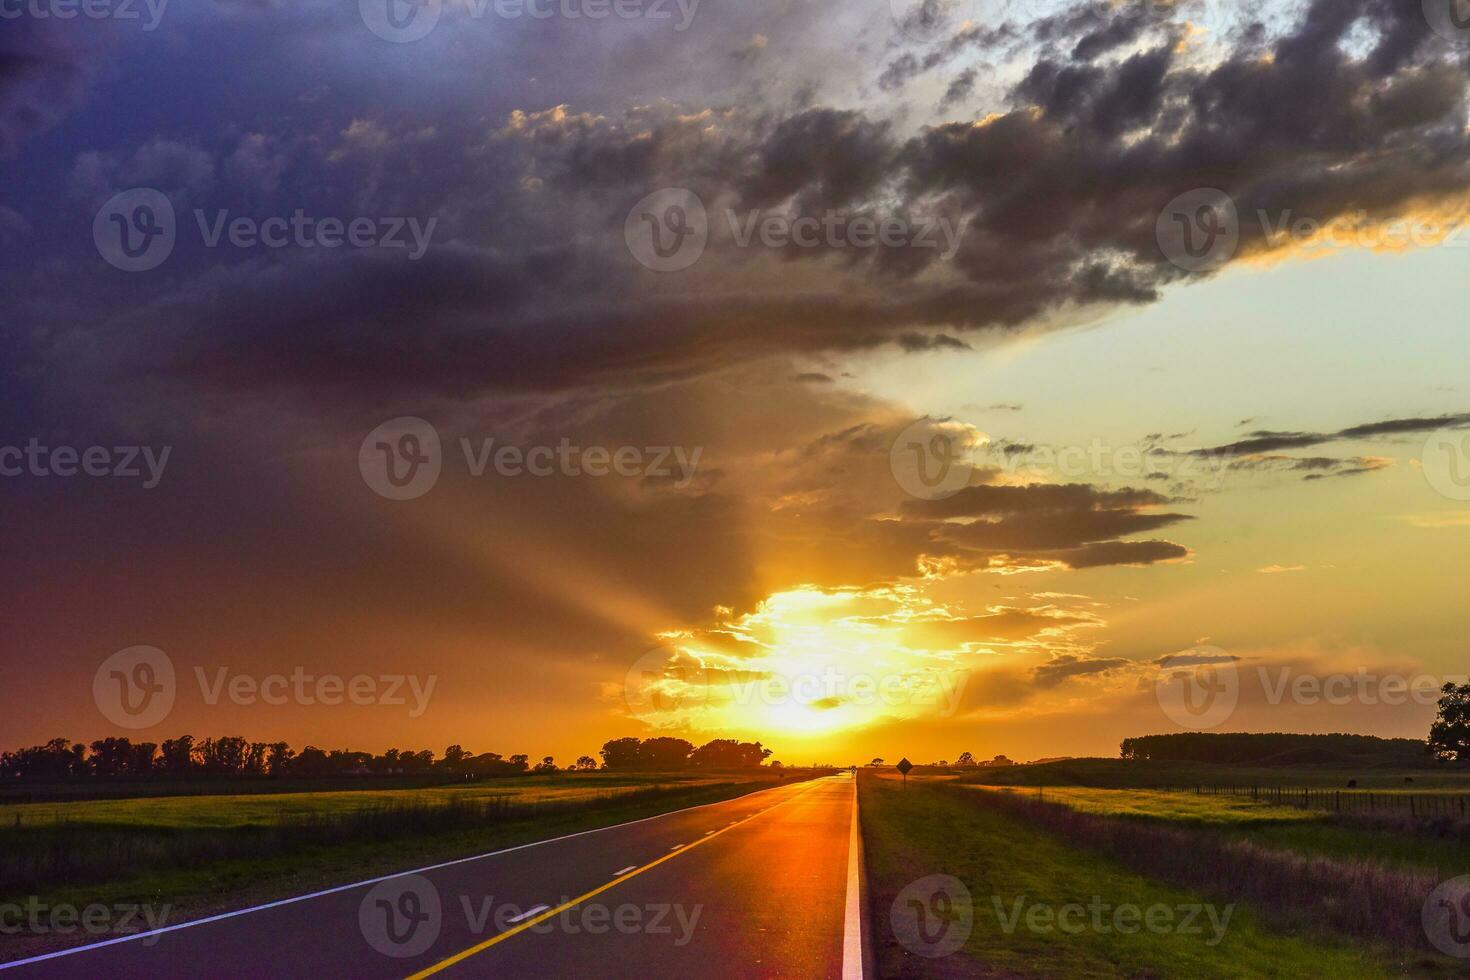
[[633, 586, 970, 742]]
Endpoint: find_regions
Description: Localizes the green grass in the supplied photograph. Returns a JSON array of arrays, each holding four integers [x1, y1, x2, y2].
[[2, 772, 732, 830], [860, 774, 1405, 979], [967, 785, 1320, 825], [1218, 822, 1470, 879], [0, 774, 801, 961], [954, 780, 1470, 877], [961, 758, 1470, 791]]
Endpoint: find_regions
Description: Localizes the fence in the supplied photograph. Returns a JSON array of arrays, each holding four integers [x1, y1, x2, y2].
[[1193, 784, 1470, 818]]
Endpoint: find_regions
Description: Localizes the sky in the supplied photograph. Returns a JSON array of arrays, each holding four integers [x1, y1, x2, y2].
[[2, 0, 1469, 767]]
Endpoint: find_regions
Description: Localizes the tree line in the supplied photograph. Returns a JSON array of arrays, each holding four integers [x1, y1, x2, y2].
[[1120, 686, 1470, 765], [0, 734, 777, 781]]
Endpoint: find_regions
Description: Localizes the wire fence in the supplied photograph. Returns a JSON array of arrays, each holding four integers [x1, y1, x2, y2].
[[1192, 784, 1470, 818]]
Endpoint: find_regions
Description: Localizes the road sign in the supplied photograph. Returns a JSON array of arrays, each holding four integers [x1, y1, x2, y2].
[[897, 757, 912, 788]]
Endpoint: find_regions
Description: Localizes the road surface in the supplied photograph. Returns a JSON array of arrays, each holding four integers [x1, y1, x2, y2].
[[1, 774, 866, 978]]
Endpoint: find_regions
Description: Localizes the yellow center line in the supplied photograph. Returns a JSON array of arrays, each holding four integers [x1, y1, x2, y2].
[[402, 780, 822, 979]]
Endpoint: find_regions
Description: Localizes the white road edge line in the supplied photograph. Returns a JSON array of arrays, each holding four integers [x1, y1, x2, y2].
[[508, 905, 550, 924], [613, 865, 638, 876], [841, 776, 865, 980], [0, 779, 807, 972]]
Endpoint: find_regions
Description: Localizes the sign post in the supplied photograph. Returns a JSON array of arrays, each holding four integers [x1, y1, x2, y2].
[[896, 757, 912, 790]]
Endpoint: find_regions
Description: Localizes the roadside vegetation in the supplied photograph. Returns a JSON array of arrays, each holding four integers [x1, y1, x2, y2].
[[0, 770, 810, 961], [858, 773, 1400, 979]]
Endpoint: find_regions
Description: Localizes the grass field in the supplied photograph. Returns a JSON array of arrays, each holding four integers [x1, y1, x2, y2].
[[956, 778, 1470, 877], [958, 758, 1470, 791], [0, 770, 804, 959], [968, 785, 1321, 824], [1, 771, 733, 830], [859, 773, 1404, 979]]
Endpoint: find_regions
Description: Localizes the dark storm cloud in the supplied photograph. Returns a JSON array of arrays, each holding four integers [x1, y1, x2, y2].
[[0, 20, 103, 158], [13, 0, 1466, 405], [1032, 654, 1132, 687], [1192, 412, 1470, 456]]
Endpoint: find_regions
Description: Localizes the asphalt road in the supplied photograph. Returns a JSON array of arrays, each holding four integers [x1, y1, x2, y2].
[[1, 774, 866, 979]]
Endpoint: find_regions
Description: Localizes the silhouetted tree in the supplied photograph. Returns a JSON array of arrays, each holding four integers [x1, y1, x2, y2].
[[575, 755, 598, 771], [600, 737, 644, 770], [160, 736, 195, 773], [688, 739, 771, 768], [1431, 683, 1470, 762]]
